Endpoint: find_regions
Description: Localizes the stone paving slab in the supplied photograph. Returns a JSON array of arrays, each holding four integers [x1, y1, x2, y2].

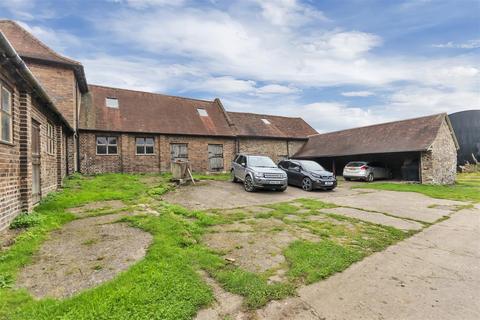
[[255, 208, 480, 320], [325, 207, 424, 230]]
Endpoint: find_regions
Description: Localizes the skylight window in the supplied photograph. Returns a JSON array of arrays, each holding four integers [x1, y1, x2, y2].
[[261, 118, 271, 125], [106, 97, 119, 108], [197, 108, 208, 117]]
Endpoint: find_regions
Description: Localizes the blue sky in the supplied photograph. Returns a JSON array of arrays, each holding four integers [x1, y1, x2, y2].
[[1, 0, 479, 132]]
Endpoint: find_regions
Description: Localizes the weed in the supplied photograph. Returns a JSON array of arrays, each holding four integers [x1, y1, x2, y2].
[[9, 213, 43, 229]]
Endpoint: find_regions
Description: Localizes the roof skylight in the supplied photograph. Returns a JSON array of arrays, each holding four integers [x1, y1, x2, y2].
[[197, 108, 208, 116], [105, 97, 119, 108], [261, 118, 271, 125]]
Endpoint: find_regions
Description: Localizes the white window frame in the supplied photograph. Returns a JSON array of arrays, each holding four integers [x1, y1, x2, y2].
[[105, 97, 119, 108], [261, 118, 271, 125], [136, 137, 155, 155], [96, 136, 118, 155], [0, 85, 13, 144], [197, 108, 208, 117], [46, 122, 55, 155]]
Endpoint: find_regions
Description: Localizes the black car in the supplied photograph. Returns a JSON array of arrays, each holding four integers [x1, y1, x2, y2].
[[278, 159, 337, 191]]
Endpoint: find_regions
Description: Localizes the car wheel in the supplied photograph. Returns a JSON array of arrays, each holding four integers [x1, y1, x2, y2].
[[302, 177, 313, 191], [231, 170, 238, 183], [278, 186, 287, 192], [244, 175, 255, 192], [367, 173, 374, 182]]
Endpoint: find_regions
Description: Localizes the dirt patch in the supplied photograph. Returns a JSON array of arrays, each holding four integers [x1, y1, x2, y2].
[[0, 228, 23, 251], [16, 213, 153, 299], [195, 271, 247, 320], [69, 200, 126, 218]]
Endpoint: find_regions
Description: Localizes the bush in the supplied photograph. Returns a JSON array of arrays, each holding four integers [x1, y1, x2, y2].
[[9, 212, 43, 229]]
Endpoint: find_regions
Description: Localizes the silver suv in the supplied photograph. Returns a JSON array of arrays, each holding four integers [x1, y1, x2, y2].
[[231, 154, 288, 192]]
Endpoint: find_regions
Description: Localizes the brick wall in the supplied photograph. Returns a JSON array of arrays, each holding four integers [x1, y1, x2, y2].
[[25, 61, 78, 130], [0, 73, 22, 231], [237, 138, 307, 164], [0, 66, 69, 231], [421, 119, 457, 184], [79, 131, 236, 174]]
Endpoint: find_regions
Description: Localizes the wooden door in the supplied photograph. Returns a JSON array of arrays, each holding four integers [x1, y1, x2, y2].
[[31, 120, 41, 203], [208, 144, 224, 171]]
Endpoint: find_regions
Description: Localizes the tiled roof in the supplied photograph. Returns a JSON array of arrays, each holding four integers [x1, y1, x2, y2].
[[0, 20, 88, 92], [227, 112, 317, 139], [295, 113, 455, 158], [80, 85, 236, 136]]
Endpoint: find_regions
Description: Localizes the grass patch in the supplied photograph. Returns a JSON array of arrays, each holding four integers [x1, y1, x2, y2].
[[355, 172, 480, 203], [192, 172, 231, 181], [285, 240, 364, 284]]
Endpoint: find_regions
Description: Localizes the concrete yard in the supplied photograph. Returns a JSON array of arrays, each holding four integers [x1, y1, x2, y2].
[[166, 180, 480, 320]]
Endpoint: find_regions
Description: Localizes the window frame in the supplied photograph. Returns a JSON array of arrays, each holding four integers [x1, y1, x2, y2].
[[105, 97, 119, 109], [0, 84, 13, 144], [46, 122, 55, 155], [135, 137, 155, 155], [96, 136, 118, 155], [197, 108, 208, 117]]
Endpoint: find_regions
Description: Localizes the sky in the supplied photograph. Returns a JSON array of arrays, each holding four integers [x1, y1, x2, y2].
[[1, 0, 479, 132]]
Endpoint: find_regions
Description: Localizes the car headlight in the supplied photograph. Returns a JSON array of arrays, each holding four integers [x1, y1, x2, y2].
[[254, 172, 264, 178]]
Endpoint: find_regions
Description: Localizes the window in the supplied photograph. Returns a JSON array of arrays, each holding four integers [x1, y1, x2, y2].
[[261, 118, 271, 125], [46, 123, 55, 154], [97, 136, 118, 154], [105, 97, 119, 108], [197, 108, 208, 116], [278, 160, 289, 170], [136, 137, 154, 154], [288, 162, 301, 171], [1, 86, 12, 143], [235, 155, 246, 165], [170, 143, 188, 160]]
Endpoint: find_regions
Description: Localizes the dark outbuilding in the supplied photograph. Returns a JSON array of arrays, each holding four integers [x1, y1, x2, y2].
[[294, 113, 459, 184], [449, 110, 480, 165]]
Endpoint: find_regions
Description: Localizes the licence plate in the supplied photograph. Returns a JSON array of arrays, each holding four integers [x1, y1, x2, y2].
[[268, 181, 282, 184], [324, 182, 334, 186]]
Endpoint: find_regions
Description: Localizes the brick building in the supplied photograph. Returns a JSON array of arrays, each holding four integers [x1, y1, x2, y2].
[[0, 28, 77, 230], [79, 85, 316, 174]]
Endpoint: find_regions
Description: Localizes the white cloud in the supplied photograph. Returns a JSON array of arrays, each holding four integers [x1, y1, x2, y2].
[[17, 22, 81, 53], [341, 91, 375, 97], [432, 39, 480, 49], [254, 0, 328, 27], [191, 76, 257, 94], [256, 84, 299, 94], [111, 0, 185, 8]]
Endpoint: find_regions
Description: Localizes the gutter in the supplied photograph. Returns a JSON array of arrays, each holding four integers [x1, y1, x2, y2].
[[0, 32, 74, 133]]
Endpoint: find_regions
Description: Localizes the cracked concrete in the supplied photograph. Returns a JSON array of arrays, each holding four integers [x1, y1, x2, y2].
[[255, 207, 480, 319]]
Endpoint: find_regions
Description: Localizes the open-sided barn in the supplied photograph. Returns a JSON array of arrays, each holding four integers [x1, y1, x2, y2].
[[294, 113, 459, 184]]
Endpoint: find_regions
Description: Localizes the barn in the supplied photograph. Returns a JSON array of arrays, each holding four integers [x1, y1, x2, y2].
[[294, 113, 459, 184]]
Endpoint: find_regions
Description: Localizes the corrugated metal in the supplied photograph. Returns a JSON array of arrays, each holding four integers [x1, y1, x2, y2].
[[295, 113, 450, 158], [449, 110, 480, 165]]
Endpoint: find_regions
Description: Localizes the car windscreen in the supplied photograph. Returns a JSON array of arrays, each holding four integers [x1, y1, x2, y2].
[[299, 160, 325, 171], [248, 156, 277, 168], [346, 162, 366, 167]]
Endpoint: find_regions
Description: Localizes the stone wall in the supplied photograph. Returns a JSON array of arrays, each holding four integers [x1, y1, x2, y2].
[[79, 131, 236, 174], [421, 118, 457, 184]]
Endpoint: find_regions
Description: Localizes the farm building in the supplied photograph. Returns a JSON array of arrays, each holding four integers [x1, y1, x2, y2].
[[294, 113, 459, 184], [449, 110, 480, 166], [79, 85, 316, 174]]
